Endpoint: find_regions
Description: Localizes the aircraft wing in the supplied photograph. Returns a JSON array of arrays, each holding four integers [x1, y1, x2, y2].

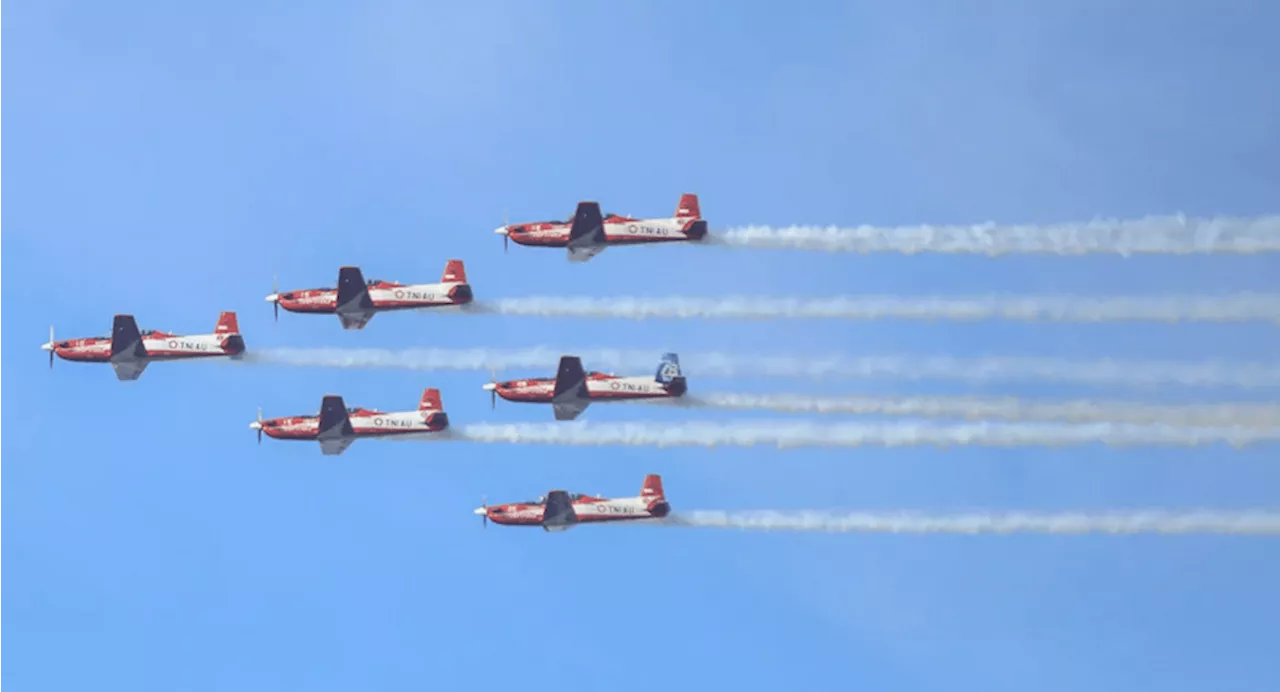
[[111, 360, 149, 381], [316, 394, 356, 455], [319, 437, 356, 456], [109, 314, 149, 380], [541, 490, 578, 530], [336, 312, 376, 330], [335, 266, 376, 330], [110, 315, 148, 359], [566, 202, 606, 262], [552, 355, 590, 420], [552, 400, 590, 421]]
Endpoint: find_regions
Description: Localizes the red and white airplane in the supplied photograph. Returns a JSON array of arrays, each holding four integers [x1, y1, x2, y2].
[[250, 388, 450, 456], [265, 260, 473, 329], [475, 474, 672, 532], [41, 312, 245, 380], [483, 353, 686, 420], [494, 193, 707, 262]]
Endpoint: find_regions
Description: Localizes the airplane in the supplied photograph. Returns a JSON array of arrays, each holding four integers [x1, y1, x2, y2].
[[265, 259, 473, 329], [474, 474, 672, 532], [249, 388, 450, 456], [494, 193, 707, 262], [483, 353, 686, 420], [41, 312, 245, 381]]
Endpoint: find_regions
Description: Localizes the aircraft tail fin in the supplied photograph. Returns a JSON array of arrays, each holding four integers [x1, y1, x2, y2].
[[441, 259, 467, 284], [675, 193, 701, 219], [419, 387, 443, 412], [215, 311, 239, 335], [640, 474, 665, 499], [655, 352, 682, 383]]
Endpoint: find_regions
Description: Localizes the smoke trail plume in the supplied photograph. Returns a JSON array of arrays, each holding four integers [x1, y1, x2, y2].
[[705, 214, 1280, 255], [661, 510, 1280, 534], [474, 294, 1280, 324], [246, 348, 1280, 389], [678, 393, 1280, 427], [415, 421, 1279, 449]]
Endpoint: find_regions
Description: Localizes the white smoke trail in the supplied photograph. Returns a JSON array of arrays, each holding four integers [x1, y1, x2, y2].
[[246, 348, 1280, 389], [705, 214, 1280, 255], [677, 393, 1280, 427], [410, 421, 1280, 449], [661, 510, 1280, 534], [474, 294, 1280, 324]]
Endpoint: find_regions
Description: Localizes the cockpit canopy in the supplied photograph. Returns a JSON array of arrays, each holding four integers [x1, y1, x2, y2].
[[525, 492, 592, 505], [140, 329, 156, 336]]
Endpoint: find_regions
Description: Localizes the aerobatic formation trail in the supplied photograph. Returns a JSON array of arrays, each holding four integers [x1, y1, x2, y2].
[[660, 510, 1280, 535], [704, 214, 1280, 255], [392, 421, 1280, 449], [474, 294, 1280, 324], [247, 348, 1280, 389], [675, 394, 1280, 428]]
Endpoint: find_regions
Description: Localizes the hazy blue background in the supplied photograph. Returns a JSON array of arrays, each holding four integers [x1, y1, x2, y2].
[[5, 1, 1280, 690]]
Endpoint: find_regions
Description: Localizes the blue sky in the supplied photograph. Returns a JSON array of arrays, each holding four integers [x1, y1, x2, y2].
[[5, 1, 1280, 690]]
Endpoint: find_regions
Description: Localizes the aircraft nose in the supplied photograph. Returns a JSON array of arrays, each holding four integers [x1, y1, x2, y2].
[[40, 342, 53, 352], [264, 293, 280, 303], [249, 421, 263, 431], [493, 226, 509, 237], [473, 507, 488, 516], [482, 382, 497, 392]]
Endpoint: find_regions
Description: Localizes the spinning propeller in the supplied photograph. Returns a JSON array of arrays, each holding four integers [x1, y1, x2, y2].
[[250, 407, 264, 444], [478, 495, 488, 528], [44, 325, 55, 369], [485, 368, 499, 409], [268, 275, 280, 322]]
